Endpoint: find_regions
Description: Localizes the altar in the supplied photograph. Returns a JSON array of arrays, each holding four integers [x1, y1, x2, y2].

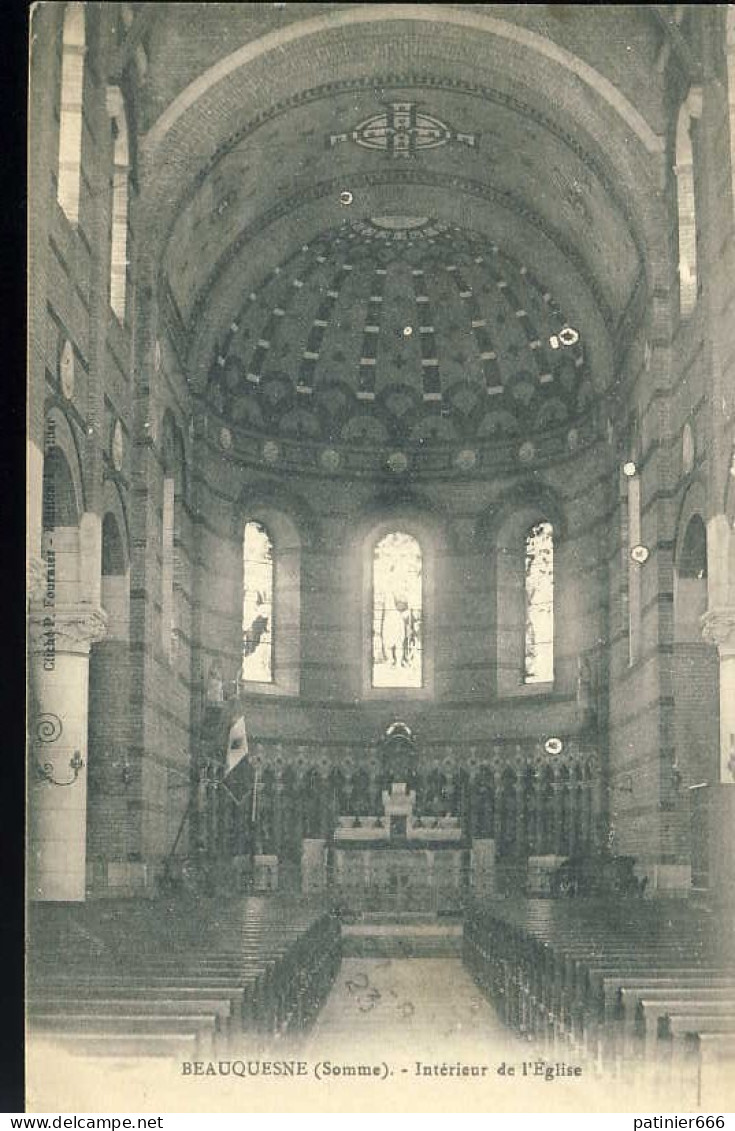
[[330, 782, 466, 915]]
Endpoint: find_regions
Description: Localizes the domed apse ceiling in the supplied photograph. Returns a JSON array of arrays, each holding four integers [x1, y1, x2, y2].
[[147, 16, 655, 471], [205, 218, 591, 455]]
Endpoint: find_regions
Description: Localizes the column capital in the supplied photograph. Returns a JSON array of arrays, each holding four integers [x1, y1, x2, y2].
[[29, 603, 108, 656], [701, 607, 735, 653]]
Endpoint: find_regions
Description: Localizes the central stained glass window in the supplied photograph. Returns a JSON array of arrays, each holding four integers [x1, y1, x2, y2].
[[524, 520, 554, 684], [372, 532, 423, 688]]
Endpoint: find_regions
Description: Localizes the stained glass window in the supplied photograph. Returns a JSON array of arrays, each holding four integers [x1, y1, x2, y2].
[[524, 521, 554, 683], [242, 521, 273, 682], [57, 4, 86, 224], [108, 88, 130, 323], [372, 532, 422, 688]]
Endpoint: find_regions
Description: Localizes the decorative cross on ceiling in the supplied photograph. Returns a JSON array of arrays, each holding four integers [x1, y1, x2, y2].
[[329, 102, 478, 158]]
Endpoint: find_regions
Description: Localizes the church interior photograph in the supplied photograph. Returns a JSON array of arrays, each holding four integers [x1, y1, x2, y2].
[[26, 2, 735, 1112]]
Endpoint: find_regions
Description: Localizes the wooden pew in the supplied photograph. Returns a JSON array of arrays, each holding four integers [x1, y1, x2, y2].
[[659, 1014, 735, 1055], [682, 1032, 735, 1109], [566, 965, 729, 1056], [36, 1031, 200, 1059], [30, 971, 269, 1037], [29, 995, 233, 1045], [616, 987, 735, 1060], [28, 901, 342, 1055], [587, 973, 735, 1068], [462, 897, 728, 1081], [29, 1011, 219, 1058]]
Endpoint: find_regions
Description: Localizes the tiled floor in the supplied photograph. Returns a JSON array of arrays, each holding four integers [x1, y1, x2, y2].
[[305, 957, 528, 1061]]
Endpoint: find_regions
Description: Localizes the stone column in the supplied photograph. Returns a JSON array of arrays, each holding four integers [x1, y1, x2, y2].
[[515, 776, 528, 857], [301, 839, 327, 893], [471, 839, 496, 896], [28, 604, 107, 901], [273, 772, 285, 858], [209, 772, 220, 858], [567, 776, 577, 856], [590, 763, 606, 853], [701, 609, 735, 784], [700, 608, 735, 910], [552, 772, 564, 855], [196, 767, 208, 856]]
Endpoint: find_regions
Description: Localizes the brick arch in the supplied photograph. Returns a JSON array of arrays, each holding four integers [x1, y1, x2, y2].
[[673, 484, 709, 648], [476, 477, 568, 546], [145, 7, 661, 157], [40, 412, 85, 618], [42, 446, 79, 530], [43, 405, 86, 520], [352, 491, 453, 553], [673, 479, 708, 572], [161, 409, 188, 497], [101, 479, 130, 574], [101, 513, 125, 576], [670, 478, 718, 795], [98, 487, 131, 639], [239, 479, 320, 550], [678, 514, 708, 580]]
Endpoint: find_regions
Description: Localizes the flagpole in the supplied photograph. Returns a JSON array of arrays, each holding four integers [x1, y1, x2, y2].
[[251, 760, 261, 823], [167, 794, 193, 862], [163, 757, 200, 885]]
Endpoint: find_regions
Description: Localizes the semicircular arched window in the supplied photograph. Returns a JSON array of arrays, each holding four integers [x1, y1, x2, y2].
[[524, 520, 554, 684], [372, 531, 423, 689], [242, 520, 274, 683], [57, 3, 86, 225], [675, 91, 702, 318]]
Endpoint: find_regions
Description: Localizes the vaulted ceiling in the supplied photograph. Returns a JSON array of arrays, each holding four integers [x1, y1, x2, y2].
[[130, 4, 678, 455]]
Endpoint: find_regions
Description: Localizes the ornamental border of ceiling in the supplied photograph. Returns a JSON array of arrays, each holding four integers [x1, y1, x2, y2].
[[191, 399, 603, 484], [143, 73, 655, 334]]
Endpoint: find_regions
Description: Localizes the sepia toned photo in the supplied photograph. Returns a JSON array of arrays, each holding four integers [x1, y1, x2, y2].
[[26, 2, 735, 1115]]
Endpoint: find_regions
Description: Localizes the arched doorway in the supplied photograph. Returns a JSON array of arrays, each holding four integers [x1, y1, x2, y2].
[[674, 512, 718, 787], [673, 509, 719, 889]]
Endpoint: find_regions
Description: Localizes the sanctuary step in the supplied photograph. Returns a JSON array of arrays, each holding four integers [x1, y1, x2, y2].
[[342, 919, 463, 958]]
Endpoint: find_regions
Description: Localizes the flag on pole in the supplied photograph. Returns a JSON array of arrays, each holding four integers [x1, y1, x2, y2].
[[251, 760, 261, 824], [225, 714, 249, 777]]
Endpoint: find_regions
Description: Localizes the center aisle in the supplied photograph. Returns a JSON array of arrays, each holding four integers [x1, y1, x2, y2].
[[304, 957, 527, 1060]]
